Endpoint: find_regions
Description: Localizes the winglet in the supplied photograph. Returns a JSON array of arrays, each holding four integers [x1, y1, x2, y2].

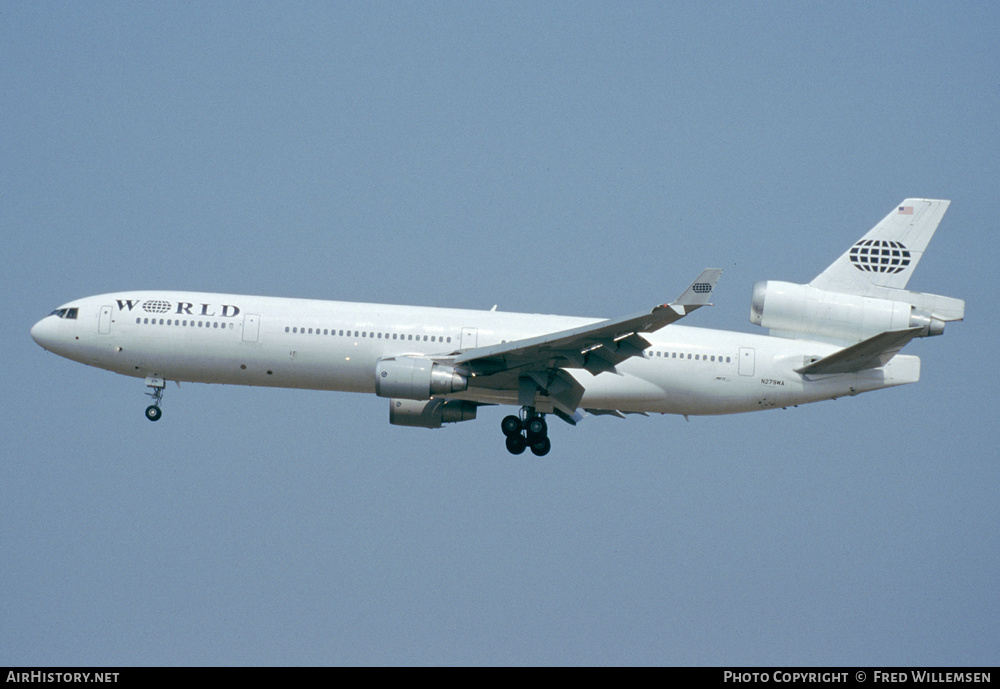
[[673, 268, 723, 308]]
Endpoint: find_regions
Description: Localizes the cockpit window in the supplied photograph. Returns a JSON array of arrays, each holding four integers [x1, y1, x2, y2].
[[49, 308, 78, 319]]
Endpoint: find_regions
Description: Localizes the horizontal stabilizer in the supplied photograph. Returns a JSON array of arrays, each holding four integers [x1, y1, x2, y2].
[[795, 327, 923, 375]]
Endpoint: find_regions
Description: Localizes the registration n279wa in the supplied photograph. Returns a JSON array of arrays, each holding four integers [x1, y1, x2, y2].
[[31, 199, 964, 455]]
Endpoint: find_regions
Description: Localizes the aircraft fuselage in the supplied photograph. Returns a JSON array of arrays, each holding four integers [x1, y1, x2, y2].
[[30, 290, 918, 418]]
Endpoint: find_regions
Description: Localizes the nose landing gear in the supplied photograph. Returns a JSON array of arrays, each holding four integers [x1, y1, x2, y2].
[[501, 408, 551, 456], [144, 376, 165, 421]]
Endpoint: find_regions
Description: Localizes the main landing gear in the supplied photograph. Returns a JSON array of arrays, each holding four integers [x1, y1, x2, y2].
[[501, 408, 551, 456], [144, 376, 165, 422]]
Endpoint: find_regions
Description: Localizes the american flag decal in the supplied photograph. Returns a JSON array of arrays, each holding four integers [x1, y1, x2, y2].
[[898, 206, 914, 215]]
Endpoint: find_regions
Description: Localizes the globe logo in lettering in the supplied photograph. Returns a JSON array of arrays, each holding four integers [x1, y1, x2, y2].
[[142, 300, 172, 314]]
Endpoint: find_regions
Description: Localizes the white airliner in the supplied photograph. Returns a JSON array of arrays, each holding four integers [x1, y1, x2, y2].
[[31, 199, 964, 455]]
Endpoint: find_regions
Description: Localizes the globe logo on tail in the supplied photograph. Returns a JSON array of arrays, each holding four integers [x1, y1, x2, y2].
[[849, 240, 911, 274]]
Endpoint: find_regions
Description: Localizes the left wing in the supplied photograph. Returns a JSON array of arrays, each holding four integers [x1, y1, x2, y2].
[[448, 269, 722, 416]]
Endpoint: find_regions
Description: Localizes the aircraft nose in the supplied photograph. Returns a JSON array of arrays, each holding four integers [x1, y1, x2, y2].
[[30, 316, 57, 350]]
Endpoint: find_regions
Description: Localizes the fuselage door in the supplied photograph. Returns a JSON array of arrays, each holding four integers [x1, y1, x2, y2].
[[461, 327, 478, 350], [242, 314, 261, 342], [99, 305, 112, 334], [738, 347, 755, 376]]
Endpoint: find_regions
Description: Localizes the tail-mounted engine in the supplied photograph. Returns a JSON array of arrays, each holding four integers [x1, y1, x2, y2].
[[750, 280, 964, 343], [375, 356, 469, 400]]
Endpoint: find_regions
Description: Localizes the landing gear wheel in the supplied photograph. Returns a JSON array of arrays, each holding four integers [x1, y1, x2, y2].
[[144, 377, 166, 421], [526, 416, 547, 438], [502, 407, 552, 455], [501, 415, 523, 437], [505, 433, 527, 455], [529, 436, 551, 457]]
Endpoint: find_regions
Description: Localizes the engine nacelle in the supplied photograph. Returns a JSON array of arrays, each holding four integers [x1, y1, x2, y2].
[[750, 281, 946, 342], [375, 357, 468, 400], [389, 398, 478, 428]]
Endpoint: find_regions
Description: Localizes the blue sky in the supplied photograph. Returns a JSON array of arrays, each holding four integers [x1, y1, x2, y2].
[[3, 2, 998, 665]]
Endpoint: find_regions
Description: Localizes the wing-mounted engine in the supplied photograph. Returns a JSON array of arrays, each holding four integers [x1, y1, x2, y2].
[[749, 280, 963, 343], [388, 398, 478, 428], [375, 356, 468, 400]]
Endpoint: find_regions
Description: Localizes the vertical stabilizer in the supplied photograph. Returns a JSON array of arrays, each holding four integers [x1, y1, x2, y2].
[[810, 199, 950, 294]]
